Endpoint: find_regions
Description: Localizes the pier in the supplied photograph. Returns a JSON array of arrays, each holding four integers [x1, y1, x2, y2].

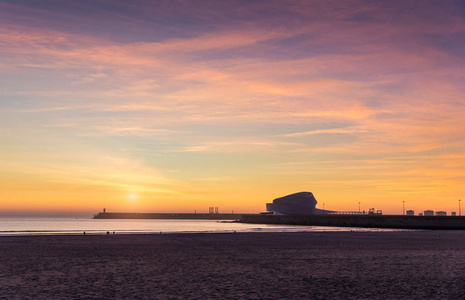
[[240, 214, 465, 230], [93, 212, 242, 220]]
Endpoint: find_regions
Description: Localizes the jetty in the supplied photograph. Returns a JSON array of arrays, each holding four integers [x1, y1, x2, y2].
[[239, 214, 465, 230], [93, 212, 242, 220]]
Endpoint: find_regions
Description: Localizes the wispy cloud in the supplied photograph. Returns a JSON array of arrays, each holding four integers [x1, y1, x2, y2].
[[191, 177, 234, 182], [280, 127, 368, 137]]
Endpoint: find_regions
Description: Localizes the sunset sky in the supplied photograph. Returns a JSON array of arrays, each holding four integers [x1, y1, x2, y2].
[[1, 0, 464, 215]]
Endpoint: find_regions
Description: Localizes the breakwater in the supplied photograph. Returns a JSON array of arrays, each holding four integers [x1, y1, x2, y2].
[[240, 214, 465, 230], [93, 212, 242, 220]]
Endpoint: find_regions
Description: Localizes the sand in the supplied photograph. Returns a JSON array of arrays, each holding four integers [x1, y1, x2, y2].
[[1, 231, 465, 299]]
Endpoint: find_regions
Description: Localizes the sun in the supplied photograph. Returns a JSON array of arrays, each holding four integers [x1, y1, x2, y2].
[[127, 192, 139, 203]]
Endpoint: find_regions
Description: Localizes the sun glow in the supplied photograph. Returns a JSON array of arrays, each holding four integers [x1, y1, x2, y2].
[[127, 192, 139, 203]]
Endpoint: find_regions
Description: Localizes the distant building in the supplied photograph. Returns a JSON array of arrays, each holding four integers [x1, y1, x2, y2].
[[419, 213, 423, 216], [452, 212, 457, 216], [406, 210, 414, 216], [266, 192, 333, 215], [424, 210, 434, 216], [436, 211, 447, 216], [208, 207, 219, 214]]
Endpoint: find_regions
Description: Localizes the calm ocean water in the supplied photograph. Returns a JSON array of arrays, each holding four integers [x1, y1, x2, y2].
[[0, 216, 407, 236]]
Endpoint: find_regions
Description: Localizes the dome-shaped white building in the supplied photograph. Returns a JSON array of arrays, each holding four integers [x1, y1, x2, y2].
[[266, 192, 332, 215]]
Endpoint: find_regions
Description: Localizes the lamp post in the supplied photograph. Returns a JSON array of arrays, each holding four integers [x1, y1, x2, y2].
[[459, 199, 461, 216], [358, 202, 361, 213], [403, 201, 405, 215], [323, 203, 325, 211]]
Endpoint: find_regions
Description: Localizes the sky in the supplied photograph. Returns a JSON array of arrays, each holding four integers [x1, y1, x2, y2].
[[1, 0, 465, 215]]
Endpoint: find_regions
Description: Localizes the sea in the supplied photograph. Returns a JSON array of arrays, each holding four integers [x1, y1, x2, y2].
[[0, 216, 406, 236]]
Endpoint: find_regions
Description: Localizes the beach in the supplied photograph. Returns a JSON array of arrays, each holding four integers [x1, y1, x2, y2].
[[1, 231, 465, 299]]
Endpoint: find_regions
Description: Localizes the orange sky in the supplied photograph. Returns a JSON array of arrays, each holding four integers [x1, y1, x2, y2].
[[1, 1, 465, 215]]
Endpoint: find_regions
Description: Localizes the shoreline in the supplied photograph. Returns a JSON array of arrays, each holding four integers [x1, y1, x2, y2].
[[0, 227, 414, 237]]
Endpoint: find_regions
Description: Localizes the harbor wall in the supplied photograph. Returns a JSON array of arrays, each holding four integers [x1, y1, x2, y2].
[[94, 212, 242, 220], [240, 214, 465, 230]]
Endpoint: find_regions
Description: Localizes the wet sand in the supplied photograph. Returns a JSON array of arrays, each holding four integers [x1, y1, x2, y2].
[[1, 231, 465, 299]]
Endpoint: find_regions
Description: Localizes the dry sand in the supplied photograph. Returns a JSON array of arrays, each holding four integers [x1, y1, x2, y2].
[[1, 231, 465, 299]]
